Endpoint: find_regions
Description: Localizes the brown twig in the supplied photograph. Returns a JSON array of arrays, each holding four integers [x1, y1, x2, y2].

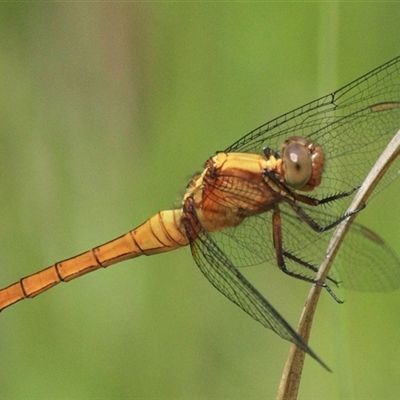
[[276, 130, 400, 400]]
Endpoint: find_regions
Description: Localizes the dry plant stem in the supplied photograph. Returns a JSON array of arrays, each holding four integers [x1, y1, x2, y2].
[[276, 129, 400, 400]]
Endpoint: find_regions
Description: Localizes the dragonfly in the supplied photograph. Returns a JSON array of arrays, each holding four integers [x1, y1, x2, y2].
[[2, 56, 400, 370]]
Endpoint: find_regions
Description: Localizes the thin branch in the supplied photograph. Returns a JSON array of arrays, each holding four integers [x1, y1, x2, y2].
[[276, 129, 400, 400]]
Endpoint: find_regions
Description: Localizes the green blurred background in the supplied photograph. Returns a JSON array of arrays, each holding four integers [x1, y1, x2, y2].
[[1, 3, 400, 399]]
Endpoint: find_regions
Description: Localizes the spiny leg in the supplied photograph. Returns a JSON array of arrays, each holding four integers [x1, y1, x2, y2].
[[293, 185, 361, 206], [286, 196, 365, 232], [272, 204, 343, 302], [263, 163, 361, 206]]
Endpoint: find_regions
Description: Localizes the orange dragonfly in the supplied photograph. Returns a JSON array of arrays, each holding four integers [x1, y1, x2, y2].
[[2, 56, 400, 370]]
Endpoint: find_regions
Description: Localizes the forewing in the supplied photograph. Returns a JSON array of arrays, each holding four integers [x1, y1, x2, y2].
[[225, 56, 400, 216]]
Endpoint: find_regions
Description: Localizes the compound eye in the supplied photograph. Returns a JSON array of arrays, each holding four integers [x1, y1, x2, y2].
[[283, 141, 312, 189]]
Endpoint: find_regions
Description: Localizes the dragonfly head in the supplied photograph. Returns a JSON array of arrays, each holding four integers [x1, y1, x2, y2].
[[281, 136, 325, 192]]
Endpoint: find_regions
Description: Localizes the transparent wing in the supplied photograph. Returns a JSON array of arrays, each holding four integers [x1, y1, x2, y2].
[[186, 57, 400, 366], [189, 226, 330, 370], [212, 207, 400, 292], [225, 56, 400, 219]]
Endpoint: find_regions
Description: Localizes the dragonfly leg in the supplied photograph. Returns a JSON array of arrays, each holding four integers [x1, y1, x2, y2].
[[272, 204, 318, 283], [293, 184, 361, 206], [282, 251, 340, 287], [272, 204, 344, 303], [285, 196, 365, 232], [263, 163, 362, 212]]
